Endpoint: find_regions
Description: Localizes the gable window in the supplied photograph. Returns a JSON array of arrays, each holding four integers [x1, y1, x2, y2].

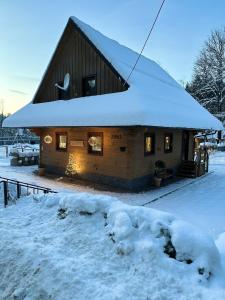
[[88, 132, 103, 155], [164, 133, 173, 153], [83, 75, 97, 96], [144, 133, 155, 155], [56, 133, 67, 151]]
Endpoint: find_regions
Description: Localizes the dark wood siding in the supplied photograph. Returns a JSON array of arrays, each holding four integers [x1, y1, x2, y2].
[[33, 19, 128, 104]]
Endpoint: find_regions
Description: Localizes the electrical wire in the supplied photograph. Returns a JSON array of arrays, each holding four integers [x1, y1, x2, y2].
[[123, 0, 166, 86]]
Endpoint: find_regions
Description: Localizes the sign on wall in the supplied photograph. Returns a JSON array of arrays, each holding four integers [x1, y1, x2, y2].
[[70, 140, 84, 147], [111, 134, 122, 139]]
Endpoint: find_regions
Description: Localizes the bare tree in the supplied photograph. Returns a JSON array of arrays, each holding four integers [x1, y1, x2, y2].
[[186, 28, 225, 124]]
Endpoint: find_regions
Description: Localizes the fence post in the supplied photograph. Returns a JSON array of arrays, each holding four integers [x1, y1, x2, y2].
[[5, 146, 9, 157], [3, 181, 8, 207], [17, 182, 21, 198]]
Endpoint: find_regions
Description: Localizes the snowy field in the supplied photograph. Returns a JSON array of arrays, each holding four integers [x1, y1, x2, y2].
[[1, 148, 225, 299]]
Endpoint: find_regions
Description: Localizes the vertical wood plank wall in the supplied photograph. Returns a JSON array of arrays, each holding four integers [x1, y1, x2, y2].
[[33, 21, 126, 103]]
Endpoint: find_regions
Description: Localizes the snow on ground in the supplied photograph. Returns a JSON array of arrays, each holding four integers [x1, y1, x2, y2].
[[1, 149, 225, 239], [1, 192, 225, 299], [1, 148, 225, 298], [146, 152, 225, 239]]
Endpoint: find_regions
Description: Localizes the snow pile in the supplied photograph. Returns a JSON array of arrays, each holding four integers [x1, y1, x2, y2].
[[54, 193, 220, 281], [216, 233, 225, 273], [1, 192, 225, 299]]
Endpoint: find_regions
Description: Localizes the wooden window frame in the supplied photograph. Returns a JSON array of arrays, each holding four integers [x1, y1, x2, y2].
[[87, 132, 103, 156], [56, 132, 68, 152], [164, 133, 173, 153], [144, 133, 155, 156], [82, 75, 97, 97]]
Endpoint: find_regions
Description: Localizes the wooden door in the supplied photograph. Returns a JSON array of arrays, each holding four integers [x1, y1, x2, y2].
[[182, 130, 189, 161]]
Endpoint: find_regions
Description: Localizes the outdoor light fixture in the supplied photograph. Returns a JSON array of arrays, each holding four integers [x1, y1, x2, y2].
[[44, 135, 53, 144]]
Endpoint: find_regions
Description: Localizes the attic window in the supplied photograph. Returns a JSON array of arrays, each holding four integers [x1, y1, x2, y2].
[[164, 133, 173, 153], [83, 75, 97, 96]]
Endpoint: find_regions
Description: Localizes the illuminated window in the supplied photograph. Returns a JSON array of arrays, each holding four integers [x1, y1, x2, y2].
[[88, 132, 103, 155], [144, 133, 155, 155], [83, 75, 97, 96], [56, 133, 67, 151], [164, 133, 173, 153]]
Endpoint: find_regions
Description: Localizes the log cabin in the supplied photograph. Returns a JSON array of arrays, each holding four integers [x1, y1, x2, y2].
[[4, 16, 223, 191]]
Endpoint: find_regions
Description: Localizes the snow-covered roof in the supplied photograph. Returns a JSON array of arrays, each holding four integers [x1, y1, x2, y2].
[[4, 16, 223, 130]]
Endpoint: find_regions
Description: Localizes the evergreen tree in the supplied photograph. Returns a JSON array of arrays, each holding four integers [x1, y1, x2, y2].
[[187, 28, 225, 125]]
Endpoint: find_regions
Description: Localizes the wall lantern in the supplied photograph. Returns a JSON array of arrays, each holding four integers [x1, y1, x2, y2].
[[44, 135, 53, 144]]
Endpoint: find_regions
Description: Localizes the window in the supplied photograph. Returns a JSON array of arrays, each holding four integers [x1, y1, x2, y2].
[[83, 75, 97, 96], [56, 133, 67, 151], [88, 132, 103, 155], [164, 133, 173, 153], [144, 133, 155, 155]]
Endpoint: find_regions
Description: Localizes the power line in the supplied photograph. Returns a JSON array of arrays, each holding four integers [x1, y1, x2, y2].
[[124, 0, 166, 86]]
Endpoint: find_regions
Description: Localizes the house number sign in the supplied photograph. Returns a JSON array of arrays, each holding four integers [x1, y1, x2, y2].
[[111, 134, 122, 139]]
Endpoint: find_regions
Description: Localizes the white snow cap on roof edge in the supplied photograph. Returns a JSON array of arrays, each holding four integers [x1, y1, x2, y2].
[[3, 16, 223, 130]]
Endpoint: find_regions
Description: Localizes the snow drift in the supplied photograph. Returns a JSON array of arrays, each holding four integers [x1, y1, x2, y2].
[[53, 192, 221, 281], [0, 192, 224, 300]]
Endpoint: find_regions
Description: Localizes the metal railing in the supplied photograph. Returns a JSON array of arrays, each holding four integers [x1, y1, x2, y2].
[[0, 176, 57, 207], [0, 135, 39, 145]]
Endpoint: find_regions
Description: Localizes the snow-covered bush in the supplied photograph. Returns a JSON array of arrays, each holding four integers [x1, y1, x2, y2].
[[37, 192, 221, 282]]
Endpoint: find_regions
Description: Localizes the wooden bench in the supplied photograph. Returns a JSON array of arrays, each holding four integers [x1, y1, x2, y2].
[[155, 168, 173, 180]]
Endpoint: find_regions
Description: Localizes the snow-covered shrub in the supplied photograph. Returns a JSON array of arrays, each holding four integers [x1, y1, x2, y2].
[[38, 192, 221, 282]]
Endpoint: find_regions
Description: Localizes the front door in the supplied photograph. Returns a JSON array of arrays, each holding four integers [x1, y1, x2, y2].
[[182, 131, 189, 161]]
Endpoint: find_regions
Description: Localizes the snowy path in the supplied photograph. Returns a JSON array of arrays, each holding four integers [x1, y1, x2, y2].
[[147, 152, 225, 239], [0, 151, 225, 239]]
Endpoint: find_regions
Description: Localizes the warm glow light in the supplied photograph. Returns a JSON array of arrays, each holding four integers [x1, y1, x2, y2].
[[88, 136, 102, 152], [59, 135, 67, 149], [65, 153, 84, 176], [145, 137, 152, 152], [44, 135, 52, 144], [165, 136, 170, 150]]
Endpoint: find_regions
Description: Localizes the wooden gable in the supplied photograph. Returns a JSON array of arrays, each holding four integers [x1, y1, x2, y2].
[[33, 19, 128, 104]]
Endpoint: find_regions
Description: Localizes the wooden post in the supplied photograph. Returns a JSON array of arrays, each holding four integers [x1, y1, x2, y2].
[[5, 146, 9, 157], [205, 150, 209, 173], [17, 182, 21, 198], [3, 181, 8, 207]]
